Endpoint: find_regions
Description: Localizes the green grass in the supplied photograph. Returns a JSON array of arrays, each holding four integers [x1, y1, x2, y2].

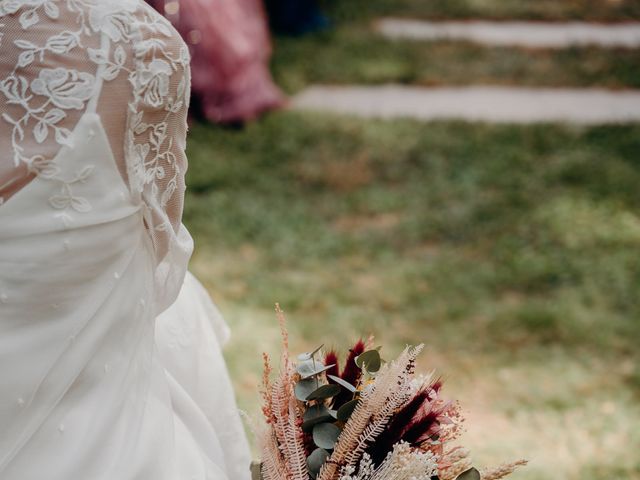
[[269, 0, 640, 93], [185, 0, 640, 477], [323, 0, 640, 22], [185, 113, 640, 479], [272, 30, 640, 93]]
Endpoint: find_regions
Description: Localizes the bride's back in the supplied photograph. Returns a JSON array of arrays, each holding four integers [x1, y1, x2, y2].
[[0, 0, 192, 308], [0, 4, 201, 478], [1, 0, 189, 253]]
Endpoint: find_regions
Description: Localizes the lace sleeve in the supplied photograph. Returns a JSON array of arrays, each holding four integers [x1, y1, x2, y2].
[[127, 8, 194, 314]]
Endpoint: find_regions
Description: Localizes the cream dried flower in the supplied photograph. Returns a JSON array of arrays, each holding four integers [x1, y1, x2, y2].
[[339, 442, 438, 480], [481, 460, 528, 480]]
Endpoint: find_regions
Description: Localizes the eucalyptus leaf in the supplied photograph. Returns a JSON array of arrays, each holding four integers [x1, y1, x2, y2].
[[355, 350, 381, 372], [297, 359, 321, 376], [298, 344, 324, 362], [336, 398, 359, 422], [302, 405, 334, 432], [294, 378, 318, 402], [297, 360, 335, 379], [456, 468, 480, 480], [312, 422, 341, 450], [304, 404, 332, 422], [307, 448, 329, 478], [306, 384, 341, 401], [327, 374, 357, 393]]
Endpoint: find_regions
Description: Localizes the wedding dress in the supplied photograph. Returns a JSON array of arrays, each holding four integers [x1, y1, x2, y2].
[[0, 1, 250, 479]]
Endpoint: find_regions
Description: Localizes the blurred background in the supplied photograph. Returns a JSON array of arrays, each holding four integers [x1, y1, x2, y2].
[[154, 1, 640, 478]]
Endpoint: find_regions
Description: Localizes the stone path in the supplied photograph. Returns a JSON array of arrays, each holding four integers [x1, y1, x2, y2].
[[291, 85, 640, 124], [376, 18, 640, 48]]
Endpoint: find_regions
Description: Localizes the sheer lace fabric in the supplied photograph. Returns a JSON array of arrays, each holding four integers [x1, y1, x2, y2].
[[0, 0, 192, 312]]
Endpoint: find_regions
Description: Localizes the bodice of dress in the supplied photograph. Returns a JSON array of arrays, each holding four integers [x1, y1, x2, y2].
[[0, 0, 194, 314], [0, 111, 152, 475]]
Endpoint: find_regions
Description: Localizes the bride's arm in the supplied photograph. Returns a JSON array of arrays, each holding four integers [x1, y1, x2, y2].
[[127, 12, 195, 312], [137, 50, 192, 259]]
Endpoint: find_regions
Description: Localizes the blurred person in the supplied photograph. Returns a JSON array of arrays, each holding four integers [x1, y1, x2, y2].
[[148, 0, 284, 124], [265, 0, 330, 35]]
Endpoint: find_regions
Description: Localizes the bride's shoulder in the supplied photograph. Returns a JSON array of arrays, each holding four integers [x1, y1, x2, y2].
[[0, 0, 173, 32], [0, 0, 187, 56], [0, 0, 148, 13]]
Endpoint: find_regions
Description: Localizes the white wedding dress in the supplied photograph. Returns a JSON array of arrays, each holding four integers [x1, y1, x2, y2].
[[0, 1, 251, 479]]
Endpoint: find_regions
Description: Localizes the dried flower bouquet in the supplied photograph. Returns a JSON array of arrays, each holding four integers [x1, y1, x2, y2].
[[252, 305, 526, 480]]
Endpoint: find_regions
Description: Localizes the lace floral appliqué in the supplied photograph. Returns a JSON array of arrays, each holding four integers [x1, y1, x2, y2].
[[0, 0, 190, 231]]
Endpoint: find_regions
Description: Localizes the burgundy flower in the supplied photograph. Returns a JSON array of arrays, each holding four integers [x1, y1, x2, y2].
[[332, 340, 365, 408], [324, 351, 340, 380]]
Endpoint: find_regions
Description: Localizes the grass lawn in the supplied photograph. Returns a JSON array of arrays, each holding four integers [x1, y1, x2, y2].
[[270, 0, 640, 93], [272, 30, 640, 93], [185, 0, 640, 477], [323, 0, 640, 22], [184, 113, 640, 479]]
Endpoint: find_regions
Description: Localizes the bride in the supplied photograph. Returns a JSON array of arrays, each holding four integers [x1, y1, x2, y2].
[[0, 1, 251, 479]]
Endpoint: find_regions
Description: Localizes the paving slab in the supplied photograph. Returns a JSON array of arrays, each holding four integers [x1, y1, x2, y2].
[[292, 85, 640, 124], [376, 18, 640, 48]]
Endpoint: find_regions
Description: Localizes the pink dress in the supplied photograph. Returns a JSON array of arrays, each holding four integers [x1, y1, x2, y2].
[[149, 0, 284, 123]]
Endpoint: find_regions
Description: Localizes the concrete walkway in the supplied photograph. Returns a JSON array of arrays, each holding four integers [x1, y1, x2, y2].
[[376, 19, 640, 48], [292, 85, 640, 124]]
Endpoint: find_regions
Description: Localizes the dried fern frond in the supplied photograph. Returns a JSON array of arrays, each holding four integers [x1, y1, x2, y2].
[[255, 422, 292, 480], [342, 378, 413, 469], [362, 345, 423, 419], [318, 345, 424, 480], [285, 394, 308, 478], [260, 305, 309, 480]]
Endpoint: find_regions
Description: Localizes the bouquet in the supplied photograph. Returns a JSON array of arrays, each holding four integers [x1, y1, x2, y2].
[[252, 305, 526, 480]]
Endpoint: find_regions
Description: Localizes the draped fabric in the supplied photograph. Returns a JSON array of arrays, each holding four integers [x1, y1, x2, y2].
[[0, 1, 250, 478]]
